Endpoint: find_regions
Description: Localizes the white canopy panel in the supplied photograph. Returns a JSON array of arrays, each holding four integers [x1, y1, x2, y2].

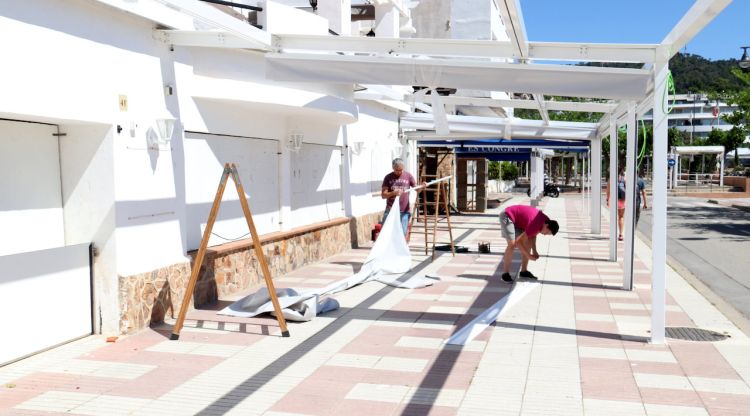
[[401, 113, 597, 141], [265, 53, 651, 100]]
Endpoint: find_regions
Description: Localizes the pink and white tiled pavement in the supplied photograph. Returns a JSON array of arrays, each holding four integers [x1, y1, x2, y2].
[[1, 196, 749, 415]]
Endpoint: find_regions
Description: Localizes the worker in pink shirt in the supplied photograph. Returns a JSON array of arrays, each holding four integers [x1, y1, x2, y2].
[[499, 204, 559, 282]]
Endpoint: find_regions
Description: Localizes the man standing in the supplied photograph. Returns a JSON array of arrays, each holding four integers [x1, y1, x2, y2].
[[499, 204, 559, 282], [381, 158, 417, 235]]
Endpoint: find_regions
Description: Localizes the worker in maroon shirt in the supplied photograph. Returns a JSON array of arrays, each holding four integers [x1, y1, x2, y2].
[[499, 204, 559, 282], [381, 158, 417, 235]]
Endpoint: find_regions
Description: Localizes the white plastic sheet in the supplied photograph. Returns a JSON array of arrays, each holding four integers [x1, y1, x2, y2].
[[445, 281, 537, 346], [219, 200, 434, 321]]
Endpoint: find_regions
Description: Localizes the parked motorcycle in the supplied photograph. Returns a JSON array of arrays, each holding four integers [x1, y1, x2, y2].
[[527, 182, 561, 198], [542, 182, 560, 198]]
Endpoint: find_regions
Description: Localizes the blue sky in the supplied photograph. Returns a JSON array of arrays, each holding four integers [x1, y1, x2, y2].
[[520, 0, 750, 61]]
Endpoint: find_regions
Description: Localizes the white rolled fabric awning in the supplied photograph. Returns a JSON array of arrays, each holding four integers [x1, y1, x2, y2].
[[265, 53, 651, 100], [401, 113, 598, 141]]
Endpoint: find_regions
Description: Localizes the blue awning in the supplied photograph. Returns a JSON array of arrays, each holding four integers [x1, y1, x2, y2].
[[419, 139, 589, 161], [420, 138, 590, 151]]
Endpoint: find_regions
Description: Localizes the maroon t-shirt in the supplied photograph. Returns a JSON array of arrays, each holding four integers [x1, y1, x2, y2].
[[505, 205, 549, 238], [382, 171, 416, 213]]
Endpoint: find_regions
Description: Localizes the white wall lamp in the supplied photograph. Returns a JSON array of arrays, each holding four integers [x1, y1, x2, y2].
[[155, 109, 176, 144], [288, 131, 304, 152], [391, 139, 403, 159]]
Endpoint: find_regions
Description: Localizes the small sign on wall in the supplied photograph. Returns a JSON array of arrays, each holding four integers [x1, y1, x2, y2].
[[119, 95, 128, 112]]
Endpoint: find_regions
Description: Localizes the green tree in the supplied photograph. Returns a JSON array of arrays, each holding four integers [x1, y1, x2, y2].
[[721, 69, 750, 166], [668, 127, 690, 148], [488, 161, 500, 180], [500, 162, 519, 181], [725, 127, 747, 167], [706, 128, 727, 146]]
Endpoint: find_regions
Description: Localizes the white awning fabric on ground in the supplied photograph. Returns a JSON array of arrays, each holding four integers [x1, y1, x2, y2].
[[219, 189, 435, 321], [265, 53, 651, 100]]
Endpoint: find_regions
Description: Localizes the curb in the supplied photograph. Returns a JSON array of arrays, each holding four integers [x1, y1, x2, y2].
[[635, 228, 750, 338], [707, 199, 750, 213]]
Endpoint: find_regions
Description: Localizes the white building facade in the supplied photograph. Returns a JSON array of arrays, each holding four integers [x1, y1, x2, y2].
[[0, 0, 408, 363], [643, 93, 743, 141]]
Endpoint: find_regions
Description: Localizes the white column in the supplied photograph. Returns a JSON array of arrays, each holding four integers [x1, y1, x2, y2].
[[529, 151, 539, 205], [319, 0, 351, 35], [586, 150, 591, 215], [536, 153, 544, 204], [375, 3, 399, 38], [591, 138, 602, 234], [651, 62, 669, 344], [278, 138, 292, 231], [609, 120, 618, 261], [623, 103, 637, 291], [341, 126, 353, 217], [580, 153, 585, 208], [720, 153, 724, 187]]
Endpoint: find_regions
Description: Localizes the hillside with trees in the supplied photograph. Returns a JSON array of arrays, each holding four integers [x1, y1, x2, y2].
[[669, 53, 747, 93], [573, 53, 746, 93], [512, 53, 750, 174]]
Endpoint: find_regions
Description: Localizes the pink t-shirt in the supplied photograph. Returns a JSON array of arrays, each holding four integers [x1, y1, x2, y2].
[[382, 171, 416, 212], [505, 205, 549, 238]]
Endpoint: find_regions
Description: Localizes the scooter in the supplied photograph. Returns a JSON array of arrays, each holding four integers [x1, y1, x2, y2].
[[542, 182, 561, 198], [527, 181, 561, 198]]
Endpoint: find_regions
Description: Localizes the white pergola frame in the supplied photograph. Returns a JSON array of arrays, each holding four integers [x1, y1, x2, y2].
[[97, 0, 734, 344]]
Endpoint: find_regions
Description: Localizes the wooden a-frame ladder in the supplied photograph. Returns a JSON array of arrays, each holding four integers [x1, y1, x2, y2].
[[171, 163, 289, 340], [409, 178, 455, 260]]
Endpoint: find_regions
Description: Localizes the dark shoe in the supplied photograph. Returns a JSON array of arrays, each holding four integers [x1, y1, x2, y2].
[[501, 272, 513, 283], [519, 271, 537, 280]]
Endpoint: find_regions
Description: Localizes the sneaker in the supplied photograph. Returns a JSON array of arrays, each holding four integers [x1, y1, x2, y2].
[[501, 272, 513, 282], [519, 270, 537, 280]]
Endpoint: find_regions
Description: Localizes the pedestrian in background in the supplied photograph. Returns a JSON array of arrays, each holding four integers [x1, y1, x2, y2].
[[606, 167, 626, 241]]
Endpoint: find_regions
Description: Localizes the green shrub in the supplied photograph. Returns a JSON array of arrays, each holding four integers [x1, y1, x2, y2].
[[488, 161, 501, 180], [500, 162, 519, 181]]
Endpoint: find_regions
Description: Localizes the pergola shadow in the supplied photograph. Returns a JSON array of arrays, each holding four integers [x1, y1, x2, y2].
[[194, 228, 495, 415]]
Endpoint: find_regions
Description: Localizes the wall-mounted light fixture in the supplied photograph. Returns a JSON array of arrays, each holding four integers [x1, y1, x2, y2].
[[391, 138, 403, 159], [288, 131, 304, 152], [155, 109, 176, 143]]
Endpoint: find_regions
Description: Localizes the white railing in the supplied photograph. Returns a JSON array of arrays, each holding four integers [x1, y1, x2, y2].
[[673, 173, 725, 192]]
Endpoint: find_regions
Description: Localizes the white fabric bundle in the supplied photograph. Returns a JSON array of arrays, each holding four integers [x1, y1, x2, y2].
[[218, 201, 435, 321]]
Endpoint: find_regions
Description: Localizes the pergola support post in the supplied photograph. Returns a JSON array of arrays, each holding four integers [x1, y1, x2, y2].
[[651, 62, 669, 344], [591, 144, 601, 230], [623, 102, 637, 291], [608, 120, 618, 261]]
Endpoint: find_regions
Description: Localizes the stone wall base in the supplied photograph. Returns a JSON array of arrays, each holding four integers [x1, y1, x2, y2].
[[118, 216, 363, 334]]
